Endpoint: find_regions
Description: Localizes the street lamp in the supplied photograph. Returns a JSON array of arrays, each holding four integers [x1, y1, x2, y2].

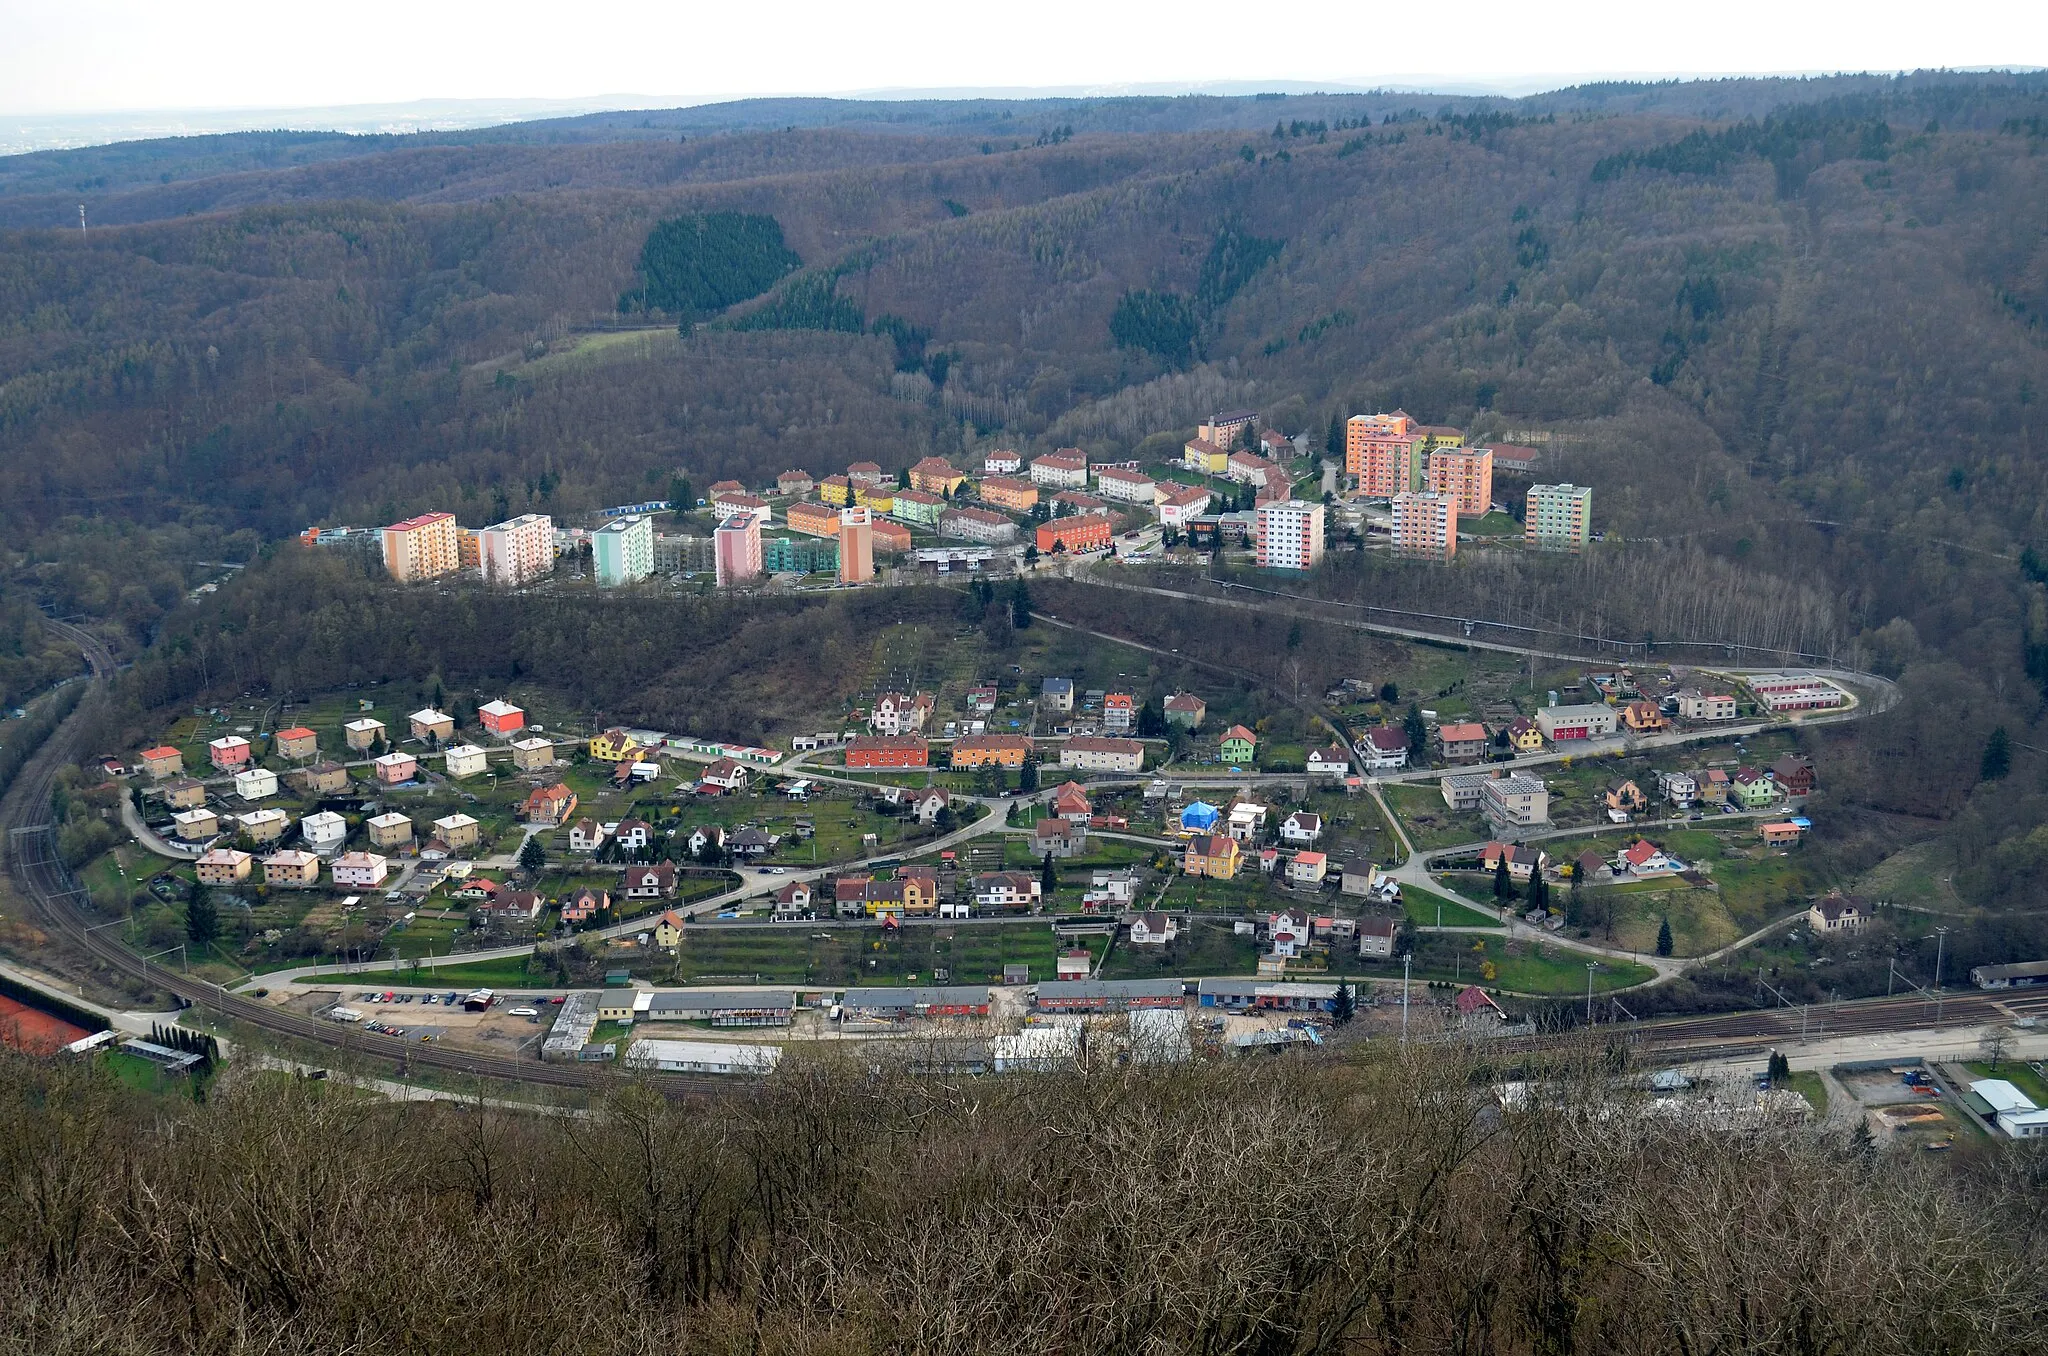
[[1586, 962, 1599, 1021]]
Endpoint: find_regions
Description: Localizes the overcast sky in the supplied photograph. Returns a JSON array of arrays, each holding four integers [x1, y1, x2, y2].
[[4, 0, 2044, 114]]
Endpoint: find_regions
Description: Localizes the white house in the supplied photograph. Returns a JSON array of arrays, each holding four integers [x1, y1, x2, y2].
[[910, 788, 952, 824], [1226, 801, 1269, 843], [1127, 912, 1179, 946], [700, 758, 749, 793], [300, 810, 348, 852], [330, 851, 389, 888], [1355, 727, 1409, 770], [1306, 745, 1351, 778], [1659, 770, 1699, 806], [232, 767, 279, 801], [443, 744, 489, 778], [1279, 811, 1322, 847], [570, 819, 608, 853]]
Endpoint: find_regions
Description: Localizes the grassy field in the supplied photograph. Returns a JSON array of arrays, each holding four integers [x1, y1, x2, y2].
[[1963, 1059, 2048, 1107], [1402, 883, 1505, 930], [1099, 917, 1260, 979], [1783, 1070, 1829, 1117], [324, 955, 552, 990], [1382, 784, 1488, 851], [1402, 930, 1655, 995]]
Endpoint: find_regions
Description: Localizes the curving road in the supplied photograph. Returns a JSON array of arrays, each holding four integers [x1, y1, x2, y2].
[[0, 622, 730, 1097]]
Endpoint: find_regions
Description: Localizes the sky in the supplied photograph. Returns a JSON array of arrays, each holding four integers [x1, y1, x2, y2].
[[3, 0, 2044, 115]]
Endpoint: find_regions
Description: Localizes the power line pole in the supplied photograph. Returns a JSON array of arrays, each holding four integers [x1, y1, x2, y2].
[[1586, 962, 1597, 1022], [1400, 952, 1411, 1046]]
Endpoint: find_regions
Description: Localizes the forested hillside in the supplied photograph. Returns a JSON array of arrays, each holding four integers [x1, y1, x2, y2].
[[5, 73, 2048, 904]]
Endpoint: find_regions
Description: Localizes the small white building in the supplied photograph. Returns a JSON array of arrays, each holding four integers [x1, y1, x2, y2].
[[232, 767, 279, 801], [330, 851, 389, 888], [624, 1040, 782, 1075], [443, 744, 489, 778], [1279, 811, 1322, 846], [1127, 912, 1179, 945], [301, 810, 348, 852]]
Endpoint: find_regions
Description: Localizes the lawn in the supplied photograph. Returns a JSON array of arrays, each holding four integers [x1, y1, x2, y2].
[[1401, 882, 1504, 930], [1783, 1070, 1829, 1117], [1382, 784, 1488, 852], [1099, 918, 1260, 979], [1401, 931, 1655, 995]]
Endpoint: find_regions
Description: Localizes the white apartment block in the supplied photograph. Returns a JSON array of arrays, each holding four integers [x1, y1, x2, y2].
[[1254, 499, 1325, 571], [1093, 466, 1158, 504], [478, 513, 555, 586]]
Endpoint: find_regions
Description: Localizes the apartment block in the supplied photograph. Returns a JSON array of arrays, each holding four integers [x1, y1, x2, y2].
[[1029, 452, 1089, 490], [477, 513, 555, 586], [592, 515, 654, 587], [939, 507, 1018, 543], [1481, 774, 1550, 828], [1254, 499, 1325, 571], [761, 536, 838, 573], [380, 511, 460, 582], [1035, 516, 1112, 554], [1345, 413, 1424, 499], [652, 533, 715, 574], [1391, 492, 1458, 560], [839, 507, 875, 584], [1427, 446, 1493, 518], [891, 488, 946, 526], [1093, 466, 1157, 503], [978, 476, 1039, 513], [1525, 483, 1593, 550], [714, 515, 763, 587], [1199, 409, 1259, 447]]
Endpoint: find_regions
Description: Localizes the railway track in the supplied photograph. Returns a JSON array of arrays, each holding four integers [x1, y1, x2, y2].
[[2, 623, 728, 1100]]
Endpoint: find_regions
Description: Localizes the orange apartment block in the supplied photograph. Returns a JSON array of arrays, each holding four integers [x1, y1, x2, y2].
[[978, 476, 1040, 513], [1427, 446, 1493, 518], [950, 735, 1034, 768], [456, 527, 481, 571], [845, 735, 929, 768], [380, 511, 460, 582], [1345, 413, 1426, 499], [1391, 492, 1458, 560], [1035, 517, 1112, 554], [786, 501, 840, 538]]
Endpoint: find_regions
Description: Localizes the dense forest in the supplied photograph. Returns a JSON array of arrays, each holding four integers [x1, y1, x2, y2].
[[3, 1044, 2044, 1355], [4, 72, 2048, 905]]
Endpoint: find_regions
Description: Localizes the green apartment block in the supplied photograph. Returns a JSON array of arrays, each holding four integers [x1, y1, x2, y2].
[[762, 536, 839, 573], [1524, 483, 1592, 550], [592, 514, 655, 586]]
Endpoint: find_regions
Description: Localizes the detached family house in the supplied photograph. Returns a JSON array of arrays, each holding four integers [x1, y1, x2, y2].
[[1356, 727, 1409, 771]]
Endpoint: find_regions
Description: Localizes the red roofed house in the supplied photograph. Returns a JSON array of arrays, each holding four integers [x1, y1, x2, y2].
[[622, 863, 677, 900], [524, 783, 578, 826], [1436, 722, 1489, 764], [274, 727, 318, 761], [139, 746, 184, 780], [700, 758, 749, 793], [1157, 484, 1214, 528], [777, 469, 815, 497], [1102, 692, 1136, 731], [1618, 839, 1675, 876], [1456, 985, 1507, 1019], [1051, 782, 1093, 824]]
